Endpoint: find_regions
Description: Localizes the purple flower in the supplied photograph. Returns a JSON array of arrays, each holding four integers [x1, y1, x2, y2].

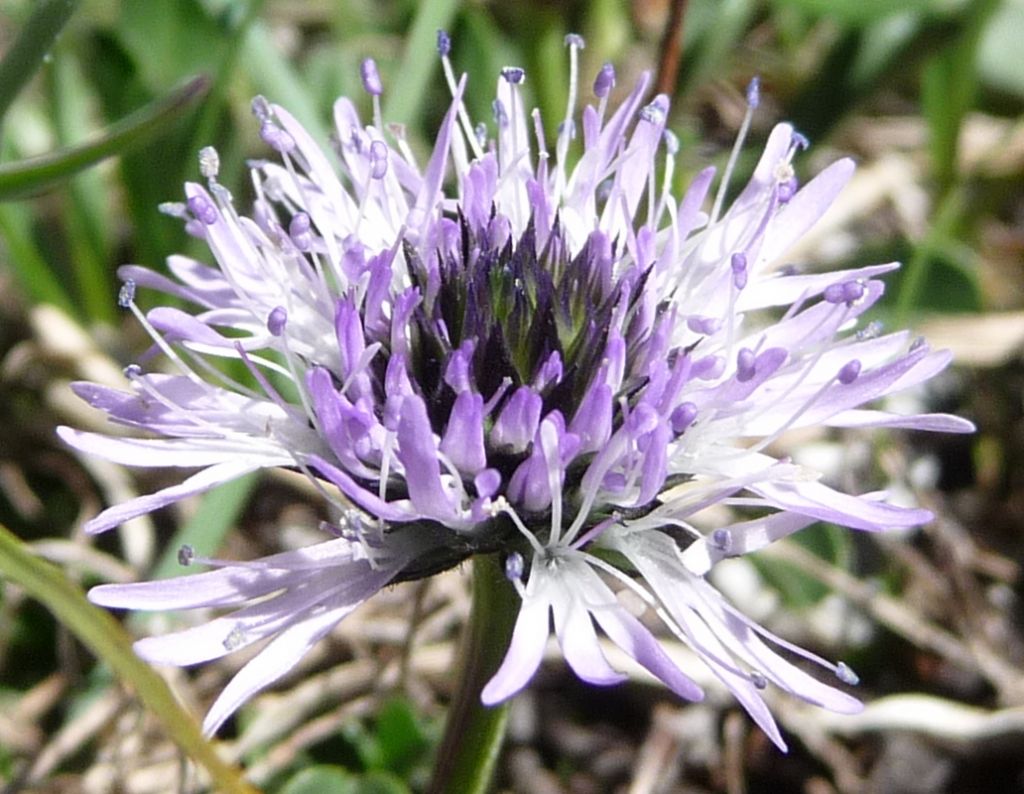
[[61, 34, 972, 742]]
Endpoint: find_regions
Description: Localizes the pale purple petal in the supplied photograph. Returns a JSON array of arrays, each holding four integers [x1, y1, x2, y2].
[[481, 587, 551, 705]]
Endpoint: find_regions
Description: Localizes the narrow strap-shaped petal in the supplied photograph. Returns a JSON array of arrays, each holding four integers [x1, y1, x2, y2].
[[754, 479, 932, 531], [76, 459, 271, 534], [481, 580, 551, 705]]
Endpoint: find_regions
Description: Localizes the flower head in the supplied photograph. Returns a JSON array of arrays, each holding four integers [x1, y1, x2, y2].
[[62, 34, 972, 742]]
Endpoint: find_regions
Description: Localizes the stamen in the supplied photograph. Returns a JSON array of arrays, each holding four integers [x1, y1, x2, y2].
[[746, 75, 761, 109], [710, 75, 760, 224], [177, 544, 195, 566], [117, 279, 136, 309], [570, 513, 620, 550], [501, 66, 525, 84], [736, 348, 756, 382], [436, 32, 485, 160], [360, 58, 383, 96], [670, 402, 697, 434], [259, 121, 296, 154], [360, 58, 385, 134], [187, 194, 219, 225], [492, 497, 545, 556], [223, 625, 248, 651], [836, 661, 860, 686], [555, 33, 584, 200], [267, 306, 287, 337], [436, 28, 451, 57], [369, 139, 389, 180], [857, 320, 883, 341], [289, 212, 313, 251], [198, 146, 220, 179], [731, 252, 748, 290], [710, 528, 733, 552], [504, 550, 525, 581], [594, 63, 615, 99], [838, 359, 861, 385]]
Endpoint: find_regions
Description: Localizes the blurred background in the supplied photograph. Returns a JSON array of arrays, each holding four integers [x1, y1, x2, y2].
[[0, 0, 1022, 792]]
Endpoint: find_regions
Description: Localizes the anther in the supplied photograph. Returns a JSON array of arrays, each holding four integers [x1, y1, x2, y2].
[[750, 670, 768, 690], [838, 359, 861, 385], [841, 280, 865, 304], [836, 661, 860, 686], [492, 98, 508, 127], [360, 58, 383, 96], [289, 212, 312, 251], [504, 551, 525, 582], [909, 336, 927, 352], [267, 306, 287, 337], [670, 402, 698, 434], [223, 625, 247, 651], [711, 528, 733, 552], [158, 201, 188, 219], [777, 176, 798, 203], [736, 348, 756, 382], [474, 122, 488, 148], [663, 129, 679, 155], [857, 320, 883, 341], [251, 95, 272, 122], [187, 194, 219, 225], [117, 280, 136, 308], [792, 131, 810, 150], [593, 63, 615, 98], [177, 544, 195, 566], [731, 252, 748, 290], [122, 363, 142, 379], [260, 121, 295, 154], [639, 96, 668, 124], [824, 281, 861, 304], [436, 28, 451, 57], [501, 66, 525, 84], [198, 146, 220, 179], [369, 139, 388, 179], [564, 33, 585, 49], [746, 75, 761, 109], [687, 316, 721, 336]]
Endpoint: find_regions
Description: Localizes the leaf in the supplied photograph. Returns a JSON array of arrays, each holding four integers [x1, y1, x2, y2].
[[771, 0, 948, 26], [0, 523, 257, 794], [279, 767, 410, 794], [0, 0, 80, 128], [977, 0, 1024, 99], [0, 75, 209, 201], [922, 0, 1001, 192], [279, 766, 358, 794]]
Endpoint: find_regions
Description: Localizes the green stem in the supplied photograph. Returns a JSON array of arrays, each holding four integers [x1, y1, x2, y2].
[[428, 554, 520, 794]]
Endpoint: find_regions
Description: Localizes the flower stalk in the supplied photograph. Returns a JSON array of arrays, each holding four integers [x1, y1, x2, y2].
[[429, 554, 519, 794]]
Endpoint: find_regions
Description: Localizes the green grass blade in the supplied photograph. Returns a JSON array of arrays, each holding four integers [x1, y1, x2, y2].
[[0, 75, 209, 201], [0, 523, 258, 794], [0, 201, 75, 313], [46, 48, 116, 324], [0, 0, 80, 133], [922, 0, 1000, 194]]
